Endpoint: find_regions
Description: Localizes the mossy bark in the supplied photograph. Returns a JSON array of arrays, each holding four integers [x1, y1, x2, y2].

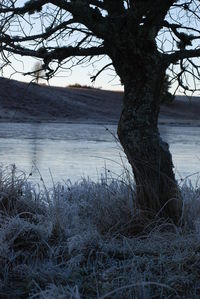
[[113, 53, 182, 224], [118, 105, 182, 224]]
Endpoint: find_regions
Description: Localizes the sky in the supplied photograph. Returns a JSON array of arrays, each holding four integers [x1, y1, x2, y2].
[[2, 54, 122, 91], [1, 0, 123, 91], [1, 0, 199, 95]]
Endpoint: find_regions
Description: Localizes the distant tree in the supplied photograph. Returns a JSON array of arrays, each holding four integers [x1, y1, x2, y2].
[[67, 83, 101, 89], [160, 76, 175, 104], [1, 0, 200, 224], [32, 61, 43, 84]]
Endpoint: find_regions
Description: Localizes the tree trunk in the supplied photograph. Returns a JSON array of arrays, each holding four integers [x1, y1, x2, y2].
[[105, 34, 183, 224], [117, 74, 182, 225]]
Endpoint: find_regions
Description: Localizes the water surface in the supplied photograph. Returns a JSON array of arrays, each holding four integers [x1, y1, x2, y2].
[[0, 122, 199, 186]]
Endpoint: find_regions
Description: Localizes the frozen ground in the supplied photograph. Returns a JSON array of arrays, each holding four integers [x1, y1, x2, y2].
[[0, 166, 200, 298], [0, 77, 200, 125]]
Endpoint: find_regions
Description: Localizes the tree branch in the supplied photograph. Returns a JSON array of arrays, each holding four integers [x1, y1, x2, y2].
[[1, 44, 106, 61], [0, 0, 108, 39], [90, 63, 112, 82], [165, 49, 200, 64], [50, 0, 108, 39], [0, 0, 50, 14], [0, 19, 76, 43]]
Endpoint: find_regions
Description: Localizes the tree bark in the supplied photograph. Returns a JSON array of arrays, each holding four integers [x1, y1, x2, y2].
[[116, 63, 182, 224], [118, 109, 182, 224]]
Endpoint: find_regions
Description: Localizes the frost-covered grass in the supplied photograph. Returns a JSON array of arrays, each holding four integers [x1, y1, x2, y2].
[[0, 166, 200, 298]]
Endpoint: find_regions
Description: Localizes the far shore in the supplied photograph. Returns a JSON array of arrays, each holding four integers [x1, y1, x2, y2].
[[0, 119, 199, 127], [0, 77, 200, 126]]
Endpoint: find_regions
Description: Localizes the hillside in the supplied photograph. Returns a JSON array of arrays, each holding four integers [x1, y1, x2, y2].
[[0, 77, 200, 125]]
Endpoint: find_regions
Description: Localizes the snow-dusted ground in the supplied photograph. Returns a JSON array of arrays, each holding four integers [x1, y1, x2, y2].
[[0, 77, 200, 125], [0, 166, 200, 298]]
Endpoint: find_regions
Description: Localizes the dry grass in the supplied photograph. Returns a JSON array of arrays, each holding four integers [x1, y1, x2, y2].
[[0, 165, 200, 298]]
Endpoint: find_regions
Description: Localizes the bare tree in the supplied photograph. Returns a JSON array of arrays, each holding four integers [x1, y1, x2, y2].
[[32, 61, 44, 84], [1, 0, 200, 224]]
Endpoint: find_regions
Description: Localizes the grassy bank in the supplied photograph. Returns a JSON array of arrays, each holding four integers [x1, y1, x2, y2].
[[0, 166, 200, 298]]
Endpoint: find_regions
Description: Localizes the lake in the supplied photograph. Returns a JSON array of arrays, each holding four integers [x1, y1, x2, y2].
[[0, 122, 199, 187]]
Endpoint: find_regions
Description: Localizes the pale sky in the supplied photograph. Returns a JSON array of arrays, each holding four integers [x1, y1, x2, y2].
[[1, 1, 198, 95], [2, 54, 123, 91], [2, 0, 123, 91]]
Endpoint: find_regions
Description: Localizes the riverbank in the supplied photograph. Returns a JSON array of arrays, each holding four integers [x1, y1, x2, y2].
[[0, 166, 200, 298], [0, 77, 200, 125]]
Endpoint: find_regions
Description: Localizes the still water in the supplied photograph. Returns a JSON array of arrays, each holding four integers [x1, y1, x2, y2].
[[0, 122, 199, 186]]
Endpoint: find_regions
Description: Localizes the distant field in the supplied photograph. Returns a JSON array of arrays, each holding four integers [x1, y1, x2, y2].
[[0, 77, 200, 125]]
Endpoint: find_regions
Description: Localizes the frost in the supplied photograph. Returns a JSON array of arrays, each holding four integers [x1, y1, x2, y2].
[[0, 166, 200, 298]]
